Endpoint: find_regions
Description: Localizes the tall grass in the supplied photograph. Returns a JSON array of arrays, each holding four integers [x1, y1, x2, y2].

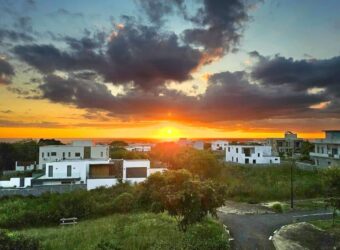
[[219, 164, 325, 202], [19, 213, 229, 250]]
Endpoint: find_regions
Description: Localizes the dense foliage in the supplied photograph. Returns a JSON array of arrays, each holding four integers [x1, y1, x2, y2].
[[110, 147, 148, 160], [0, 183, 135, 229], [0, 139, 63, 172], [137, 170, 227, 231], [150, 143, 220, 179], [0, 229, 40, 250]]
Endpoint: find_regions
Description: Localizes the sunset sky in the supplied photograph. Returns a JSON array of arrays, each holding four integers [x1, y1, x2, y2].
[[0, 0, 340, 139]]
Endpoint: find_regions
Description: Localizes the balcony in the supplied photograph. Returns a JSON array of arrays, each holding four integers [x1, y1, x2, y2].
[[44, 172, 81, 179]]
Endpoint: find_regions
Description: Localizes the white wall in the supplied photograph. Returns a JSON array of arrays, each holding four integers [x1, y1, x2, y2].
[[226, 145, 280, 164], [39, 144, 109, 169], [0, 177, 32, 188], [211, 140, 229, 151], [41, 160, 110, 184]]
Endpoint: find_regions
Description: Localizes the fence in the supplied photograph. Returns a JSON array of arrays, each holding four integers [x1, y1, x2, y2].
[[0, 184, 86, 197]]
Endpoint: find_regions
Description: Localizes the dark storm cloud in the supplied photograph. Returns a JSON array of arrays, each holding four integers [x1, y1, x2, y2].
[[138, 0, 254, 55], [14, 21, 203, 90], [0, 58, 15, 84], [0, 29, 35, 43], [14, 44, 106, 74], [36, 69, 327, 123], [250, 53, 340, 96], [104, 21, 202, 89]]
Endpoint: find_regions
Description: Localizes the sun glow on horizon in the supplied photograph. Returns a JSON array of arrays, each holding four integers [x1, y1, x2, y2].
[[156, 126, 181, 140]]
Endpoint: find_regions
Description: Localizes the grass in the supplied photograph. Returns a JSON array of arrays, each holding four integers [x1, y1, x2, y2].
[[219, 164, 325, 202], [18, 213, 229, 250], [310, 217, 340, 236]]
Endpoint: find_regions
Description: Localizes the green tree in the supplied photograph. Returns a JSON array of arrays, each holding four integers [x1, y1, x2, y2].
[[110, 140, 128, 147], [138, 170, 227, 231], [300, 141, 314, 161]]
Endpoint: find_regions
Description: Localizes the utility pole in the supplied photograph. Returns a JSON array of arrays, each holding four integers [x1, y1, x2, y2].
[[290, 159, 294, 209]]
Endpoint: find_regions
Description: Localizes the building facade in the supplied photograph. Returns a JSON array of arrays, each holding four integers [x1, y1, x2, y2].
[[39, 140, 109, 169], [310, 130, 340, 168], [226, 145, 280, 164], [211, 140, 229, 151], [266, 131, 303, 156], [30, 159, 164, 190]]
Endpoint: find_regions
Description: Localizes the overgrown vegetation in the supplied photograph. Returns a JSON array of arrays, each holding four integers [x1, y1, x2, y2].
[[0, 229, 40, 250], [19, 213, 229, 250], [218, 163, 325, 203], [137, 170, 227, 231]]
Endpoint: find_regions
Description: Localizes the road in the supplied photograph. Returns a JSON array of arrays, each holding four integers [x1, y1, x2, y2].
[[217, 210, 332, 250]]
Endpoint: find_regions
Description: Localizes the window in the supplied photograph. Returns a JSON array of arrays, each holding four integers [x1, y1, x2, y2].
[[245, 158, 249, 164], [258, 153, 260, 157], [48, 165, 53, 177], [126, 167, 147, 178], [101, 151, 103, 157], [236, 157, 238, 163], [75, 152, 81, 157], [62, 152, 65, 158], [232, 157, 234, 161], [236, 148, 238, 153], [228, 147, 230, 152], [42, 152, 44, 158], [68, 152, 71, 157], [47, 152, 50, 157], [67, 165, 72, 177], [51, 152, 57, 156], [253, 159, 256, 164]]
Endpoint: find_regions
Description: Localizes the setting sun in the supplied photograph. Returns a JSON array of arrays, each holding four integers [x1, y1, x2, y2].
[[157, 126, 181, 140]]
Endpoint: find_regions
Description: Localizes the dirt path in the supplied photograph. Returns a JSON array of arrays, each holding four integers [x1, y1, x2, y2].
[[218, 209, 331, 250]]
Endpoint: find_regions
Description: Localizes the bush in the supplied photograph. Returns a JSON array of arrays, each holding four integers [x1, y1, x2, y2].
[[113, 192, 135, 213], [184, 219, 229, 250], [0, 229, 40, 250], [271, 203, 283, 213]]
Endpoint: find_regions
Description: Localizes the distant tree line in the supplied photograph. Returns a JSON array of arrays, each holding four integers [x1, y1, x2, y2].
[[0, 139, 63, 173]]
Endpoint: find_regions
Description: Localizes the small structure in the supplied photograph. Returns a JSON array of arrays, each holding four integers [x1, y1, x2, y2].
[[0, 177, 32, 188], [211, 140, 229, 151], [125, 143, 152, 152], [225, 145, 280, 164], [15, 161, 36, 171], [39, 140, 109, 169], [310, 130, 340, 168], [266, 131, 303, 156]]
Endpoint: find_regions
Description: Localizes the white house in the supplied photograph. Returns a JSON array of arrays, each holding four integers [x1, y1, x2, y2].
[[225, 145, 280, 164], [39, 140, 109, 169], [125, 144, 152, 152], [211, 140, 229, 151], [31, 158, 164, 190], [310, 130, 340, 168]]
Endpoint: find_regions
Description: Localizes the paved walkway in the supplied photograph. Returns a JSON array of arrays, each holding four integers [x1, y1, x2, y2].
[[218, 209, 331, 250]]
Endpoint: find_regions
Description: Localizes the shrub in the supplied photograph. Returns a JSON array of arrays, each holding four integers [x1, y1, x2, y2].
[[271, 203, 283, 213], [184, 220, 229, 250], [0, 229, 40, 250], [113, 192, 135, 213]]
